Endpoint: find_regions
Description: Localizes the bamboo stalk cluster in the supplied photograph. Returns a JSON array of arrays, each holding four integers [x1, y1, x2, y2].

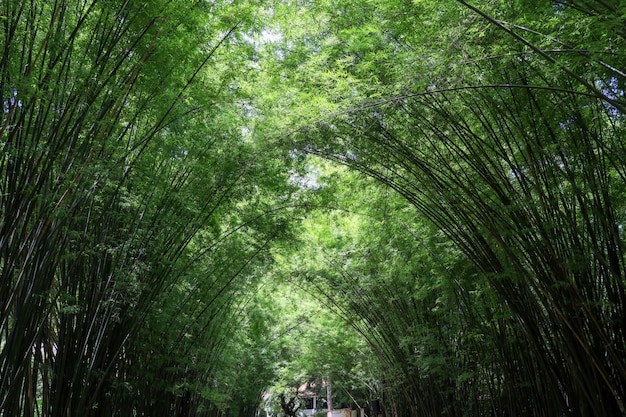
[[287, 2, 626, 416], [0, 1, 275, 416]]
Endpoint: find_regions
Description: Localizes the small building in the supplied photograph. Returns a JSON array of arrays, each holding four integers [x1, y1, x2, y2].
[[297, 381, 363, 417]]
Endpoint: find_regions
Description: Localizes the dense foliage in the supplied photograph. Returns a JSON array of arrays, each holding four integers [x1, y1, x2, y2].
[[0, 1, 299, 416], [1, 1, 625, 417], [259, 1, 626, 416]]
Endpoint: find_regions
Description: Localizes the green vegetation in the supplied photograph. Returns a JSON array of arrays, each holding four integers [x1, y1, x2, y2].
[[1, 1, 625, 416]]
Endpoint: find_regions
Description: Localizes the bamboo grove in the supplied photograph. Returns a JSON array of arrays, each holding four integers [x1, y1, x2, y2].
[[2, 1, 626, 417], [277, 1, 626, 417], [0, 1, 300, 416]]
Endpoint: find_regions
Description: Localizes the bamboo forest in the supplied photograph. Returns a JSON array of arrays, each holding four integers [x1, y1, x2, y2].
[[1, 1, 625, 416]]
